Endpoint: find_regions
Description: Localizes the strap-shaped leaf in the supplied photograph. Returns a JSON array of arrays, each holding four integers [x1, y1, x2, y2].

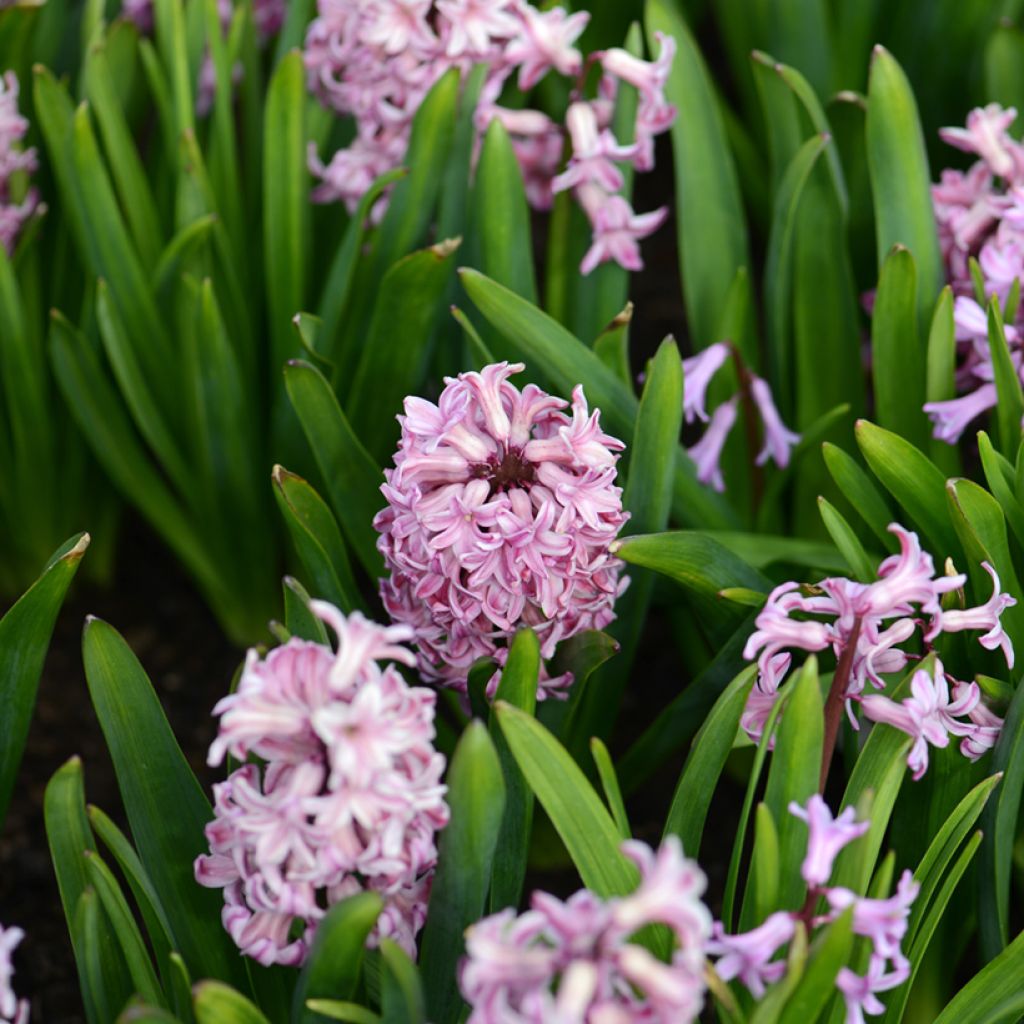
[[488, 629, 539, 912], [82, 617, 250, 991], [663, 665, 757, 858], [346, 239, 461, 462], [292, 892, 382, 1024], [872, 246, 927, 449], [284, 360, 384, 578], [420, 721, 505, 1024], [193, 983, 271, 1024], [866, 45, 942, 334], [0, 533, 87, 823], [273, 466, 361, 613], [645, 0, 749, 351], [380, 938, 425, 1024], [493, 703, 636, 899], [856, 419, 961, 560]]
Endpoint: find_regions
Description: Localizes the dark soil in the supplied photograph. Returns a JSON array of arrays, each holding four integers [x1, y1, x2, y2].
[[0, 515, 243, 1024]]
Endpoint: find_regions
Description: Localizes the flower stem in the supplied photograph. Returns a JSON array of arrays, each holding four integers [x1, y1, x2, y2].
[[820, 616, 862, 792]]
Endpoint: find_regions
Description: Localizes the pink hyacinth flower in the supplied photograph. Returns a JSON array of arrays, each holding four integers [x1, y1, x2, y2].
[[375, 362, 628, 696], [924, 384, 999, 444], [933, 561, 1017, 667], [459, 836, 711, 1024], [195, 602, 449, 966], [706, 911, 796, 999], [827, 870, 919, 961], [789, 795, 869, 887], [503, 3, 589, 90], [552, 101, 637, 195], [837, 955, 910, 1024], [0, 925, 28, 1024], [861, 661, 979, 780], [681, 342, 730, 423], [939, 103, 1018, 179], [750, 376, 800, 468], [578, 189, 668, 274], [686, 398, 738, 492]]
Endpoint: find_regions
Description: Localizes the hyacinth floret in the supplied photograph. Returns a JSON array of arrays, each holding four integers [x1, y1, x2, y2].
[[195, 601, 449, 966], [0, 72, 37, 257], [304, 0, 677, 273], [740, 522, 1012, 778], [0, 925, 27, 1024], [375, 361, 629, 698], [709, 797, 916, 1023], [680, 343, 800, 492], [459, 836, 712, 1023], [926, 103, 1024, 442]]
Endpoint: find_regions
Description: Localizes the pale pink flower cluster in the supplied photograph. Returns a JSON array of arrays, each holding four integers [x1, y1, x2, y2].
[[741, 523, 1011, 778], [194, 602, 449, 966], [374, 362, 629, 698], [0, 73, 37, 257], [926, 103, 1024, 442], [709, 797, 917, 1024], [681, 343, 799, 491], [0, 925, 28, 1024], [304, 0, 676, 273], [459, 836, 712, 1023]]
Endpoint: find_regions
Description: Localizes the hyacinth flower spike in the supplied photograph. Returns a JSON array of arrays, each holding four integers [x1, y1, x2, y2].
[[375, 362, 629, 697]]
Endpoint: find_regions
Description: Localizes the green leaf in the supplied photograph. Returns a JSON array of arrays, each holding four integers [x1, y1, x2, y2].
[[488, 629, 539, 912], [282, 576, 331, 644], [872, 246, 928, 448], [88, 804, 177, 994], [822, 442, 894, 548], [592, 304, 633, 386], [263, 50, 309, 391], [272, 465, 361, 612], [317, 168, 407, 369], [380, 939, 425, 1024], [193, 983, 271, 1024], [346, 238, 461, 462], [0, 533, 88, 824], [926, 286, 956, 405], [420, 721, 505, 1024], [473, 118, 536, 303], [763, 132, 830, 408], [978, 432, 1024, 549], [645, 0, 749, 349], [758, 656, 822, 915], [749, 802, 780, 925], [981, 671, 1024, 957], [855, 420, 960, 560], [75, 887, 134, 1024], [591, 738, 631, 840], [82, 617, 250, 991], [818, 498, 877, 581], [494, 703, 637, 899], [662, 665, 756, 858], [45, 758, 133, 1024], [865, 45, 943, 335], [987, 299, 1024, 456], [292, 892, 382, 1024], [83, 36, 162, 271], [778, 910, 854, 1024], [612, 531, 769, 642], [302, 1003, 379, 1024], [84, 850, 165, 1008], [284, 360, 384, 578], [931, 919, 1024, 1023]]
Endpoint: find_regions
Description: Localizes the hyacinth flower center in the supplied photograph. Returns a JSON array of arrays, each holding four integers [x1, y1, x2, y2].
[[470, 445, 537, 494]]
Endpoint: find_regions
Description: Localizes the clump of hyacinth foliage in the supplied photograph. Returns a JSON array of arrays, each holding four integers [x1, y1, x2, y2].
[[374, 361, 629, 697]]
